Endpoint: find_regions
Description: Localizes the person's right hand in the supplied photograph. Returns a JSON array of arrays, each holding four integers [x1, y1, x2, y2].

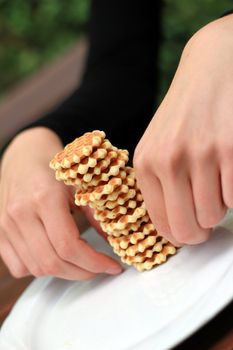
[[0, 127, 122, 280]]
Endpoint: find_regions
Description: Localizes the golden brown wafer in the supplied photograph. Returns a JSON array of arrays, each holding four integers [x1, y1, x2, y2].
[[122, 239, 168, 264], [86, 184, 130, 209], [55, 148, 108, 180], [133, 243, 176, 271], [107, 223, 155, 247], [126, 233, 159, 256], [129, 223, 155, 243], [93, 196, 143, 221], [62, 149, 119, 188], [94, 205, 128, 221], [50, 130, 105, 170], [108, 231, 165, 257], [50, 130, 177, 272], [55, 146, 119, 181], [101, 203, 147, 231], [101, 214, 150, 236], [90, 188, 141, 211], [58, 149, 128, 191]]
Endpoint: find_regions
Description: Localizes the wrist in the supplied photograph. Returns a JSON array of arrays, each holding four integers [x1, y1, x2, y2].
[[1, 127, 63, 171], [8, 127, 62, 152]]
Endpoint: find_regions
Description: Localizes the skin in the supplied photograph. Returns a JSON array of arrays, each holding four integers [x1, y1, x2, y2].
[[0, 128, 122, 279], [134, 14, 233, 246], [0, 15, 233, 279]]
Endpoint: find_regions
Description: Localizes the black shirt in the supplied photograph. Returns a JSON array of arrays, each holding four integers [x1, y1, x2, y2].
[[16, 2, 233, 160], [21, 0, 163, 160]]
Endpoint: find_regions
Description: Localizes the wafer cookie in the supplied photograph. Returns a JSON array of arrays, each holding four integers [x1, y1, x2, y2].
[[100, 203, 146, 231], [100, 214, 150, 236], [122, 239, 168, 264], [50, 130, 177, 272], [62, 149, 119, 187], [50, 130, 106, 170], [106, 223, 155, 248], [108, 232, 165, 257], [133, 243, 176, 271], [55, 148, 108, 180], [84, 184, 130, 208], [90, 186, 143, 211]]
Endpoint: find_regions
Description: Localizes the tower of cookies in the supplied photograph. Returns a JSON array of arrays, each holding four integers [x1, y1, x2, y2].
[[50, 130, 176, 271]]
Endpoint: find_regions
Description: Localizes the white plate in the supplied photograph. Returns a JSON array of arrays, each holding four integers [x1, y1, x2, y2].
[[1, 212, 233, 350]]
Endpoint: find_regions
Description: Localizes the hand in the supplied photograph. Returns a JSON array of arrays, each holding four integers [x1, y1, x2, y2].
[[0, 127, 122, 280], [134, 15, 233, 245]]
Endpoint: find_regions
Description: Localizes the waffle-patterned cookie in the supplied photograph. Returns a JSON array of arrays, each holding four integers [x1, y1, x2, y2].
[[100, 203, 147, 231], [50, 130, 177, 271], [133, 244, 176, 271], [100, 214, 151, 237], [108, 229, 161, 254], [50, 130, 106, 170], [62, 149, 120, 189]]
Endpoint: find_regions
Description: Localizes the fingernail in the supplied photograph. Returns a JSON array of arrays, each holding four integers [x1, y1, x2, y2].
[[105, 266, 122, 275]]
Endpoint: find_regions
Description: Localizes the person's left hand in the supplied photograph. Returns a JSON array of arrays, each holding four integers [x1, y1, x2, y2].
[[134, 14, 233, 245]]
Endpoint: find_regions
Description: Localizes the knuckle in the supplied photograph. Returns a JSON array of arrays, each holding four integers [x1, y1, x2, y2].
[[0, 213, 9, 229], [220, 141, 233, 159], [33, 186, 49, 203], [190, 143, 214, 162], [133, 147, 150, 173], [133, 144, 142, 165], [6, 201, 24, 219], [134, 141, 184, 177], [158, 146, 183, 174]]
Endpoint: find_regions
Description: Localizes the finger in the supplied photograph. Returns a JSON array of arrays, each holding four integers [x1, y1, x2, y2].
[[14, 211, 97, 280], [39, 196, 122, 274], [191, 159, 226, 228], [136, 172, 181, 246], [162, 172, 210, 244], [2, 215, 43, 276], [0, 230, 29, 278]]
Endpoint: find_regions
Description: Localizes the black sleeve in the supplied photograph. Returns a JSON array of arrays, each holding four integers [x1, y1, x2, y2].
[[19, 0, 162, 159], [221, 9, 233, 17]]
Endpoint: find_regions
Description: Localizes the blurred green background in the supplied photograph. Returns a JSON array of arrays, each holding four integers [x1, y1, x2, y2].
[[0, 0, 232, 101]]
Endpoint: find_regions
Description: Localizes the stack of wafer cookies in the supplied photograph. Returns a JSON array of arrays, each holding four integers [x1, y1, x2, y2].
[[50, 130, 176, 271]]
